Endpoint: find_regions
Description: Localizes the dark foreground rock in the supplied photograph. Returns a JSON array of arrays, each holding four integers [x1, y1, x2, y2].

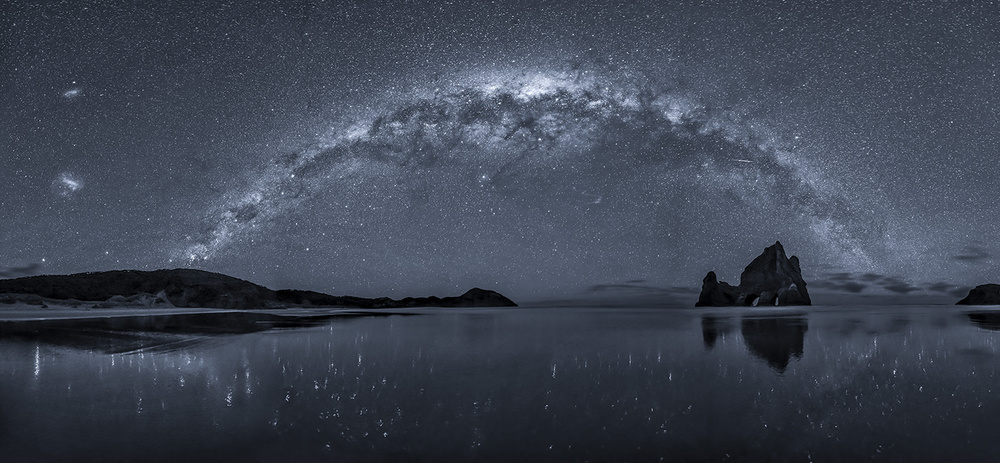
[[696, 241, 811, 307], [696, 272, 739, 307], [0, 269, 517, 309], [957, 284, 1000, 305]]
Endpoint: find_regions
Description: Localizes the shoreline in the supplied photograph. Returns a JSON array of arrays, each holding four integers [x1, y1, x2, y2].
[[0, 305, 243, 322]]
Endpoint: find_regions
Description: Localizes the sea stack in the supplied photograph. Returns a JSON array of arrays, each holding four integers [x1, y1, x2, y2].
[[696, 241, 812, 307], [956, 284, 1000, 305], [696, 271, 739, 307]]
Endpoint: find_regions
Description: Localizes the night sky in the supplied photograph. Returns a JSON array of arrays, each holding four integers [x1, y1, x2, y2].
[[3, 0, 998, 303]]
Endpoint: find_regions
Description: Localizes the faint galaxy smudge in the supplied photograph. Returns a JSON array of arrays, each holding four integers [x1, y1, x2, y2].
[[62, 87, 83, 99], [52, 172, 84, 198]]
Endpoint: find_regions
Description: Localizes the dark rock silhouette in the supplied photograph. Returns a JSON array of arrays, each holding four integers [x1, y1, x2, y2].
[[395, 288, 518, 308], [741, 315, 808, 373], [274, 287, 517, 308], [696, 241, 811, 307], [0, 269, 517, 309], [956, 284, 1000, 305], [696, 272, 739, 307], [274, 289, 394, 309]]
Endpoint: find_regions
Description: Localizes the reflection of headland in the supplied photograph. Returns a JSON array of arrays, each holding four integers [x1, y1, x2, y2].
[[701, 313, 809, 373], [0, 311, 408, 354], [965, 311, 1000, 331]]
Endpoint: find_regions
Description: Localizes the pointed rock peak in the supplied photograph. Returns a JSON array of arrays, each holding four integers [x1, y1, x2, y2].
[[704, 271, 718, 284], [788, 255, 801, 272], [764, 241, 787, 256]]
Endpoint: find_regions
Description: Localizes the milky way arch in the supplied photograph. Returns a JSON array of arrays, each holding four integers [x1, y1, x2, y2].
[[177, 68, 879, 269]]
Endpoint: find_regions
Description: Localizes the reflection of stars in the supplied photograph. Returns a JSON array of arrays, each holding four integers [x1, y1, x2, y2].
[[53, 172, 83, 197]]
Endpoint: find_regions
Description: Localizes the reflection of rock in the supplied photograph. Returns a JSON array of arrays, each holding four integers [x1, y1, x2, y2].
[[700, 315, 736, 350], [965, 312, 1000, 331], [957, 284, 1000, 305], [696, 241, 811, 307], [741, 316, 808, 373]]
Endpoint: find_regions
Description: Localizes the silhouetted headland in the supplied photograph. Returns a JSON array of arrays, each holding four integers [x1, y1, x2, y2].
[[0, 269, 517, 309], [696, 241, 811, 307], [956, 284, 1000, 305]]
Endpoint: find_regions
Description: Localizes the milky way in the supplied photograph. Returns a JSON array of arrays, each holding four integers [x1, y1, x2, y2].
[[180, 67, 879, 273]]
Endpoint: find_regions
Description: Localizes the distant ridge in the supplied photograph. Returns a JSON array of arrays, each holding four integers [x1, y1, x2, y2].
[[956, 284, 1000, 305], [0, 269, 517, 309]]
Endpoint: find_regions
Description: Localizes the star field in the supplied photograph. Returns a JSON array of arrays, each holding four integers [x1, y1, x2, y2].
[[2, 0, 998, 302]]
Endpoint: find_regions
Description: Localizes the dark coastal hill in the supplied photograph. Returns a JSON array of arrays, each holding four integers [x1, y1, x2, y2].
[[956, 284, 1000, 305], [0, 269, 517, 309]]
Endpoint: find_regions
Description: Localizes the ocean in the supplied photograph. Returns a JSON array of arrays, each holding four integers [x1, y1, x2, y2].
[[2, 305, 999, 461]]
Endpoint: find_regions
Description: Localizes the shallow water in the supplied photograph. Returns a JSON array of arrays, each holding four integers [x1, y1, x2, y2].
[[2, 305, 1000, 462]]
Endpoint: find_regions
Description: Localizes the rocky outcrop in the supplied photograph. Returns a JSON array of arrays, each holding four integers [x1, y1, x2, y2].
[[696, 241, 812, 307], [695, 272, 739, 307], [0, 269, 518, 309], [957, 284, 1000, 305], [739, 242, 812, 306]]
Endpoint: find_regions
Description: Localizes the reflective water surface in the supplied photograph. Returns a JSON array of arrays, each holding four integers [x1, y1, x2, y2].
[[3, 306, 1000, 462]]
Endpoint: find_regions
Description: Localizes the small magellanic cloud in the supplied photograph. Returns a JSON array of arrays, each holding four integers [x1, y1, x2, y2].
[[62, 87, 82, 99]]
